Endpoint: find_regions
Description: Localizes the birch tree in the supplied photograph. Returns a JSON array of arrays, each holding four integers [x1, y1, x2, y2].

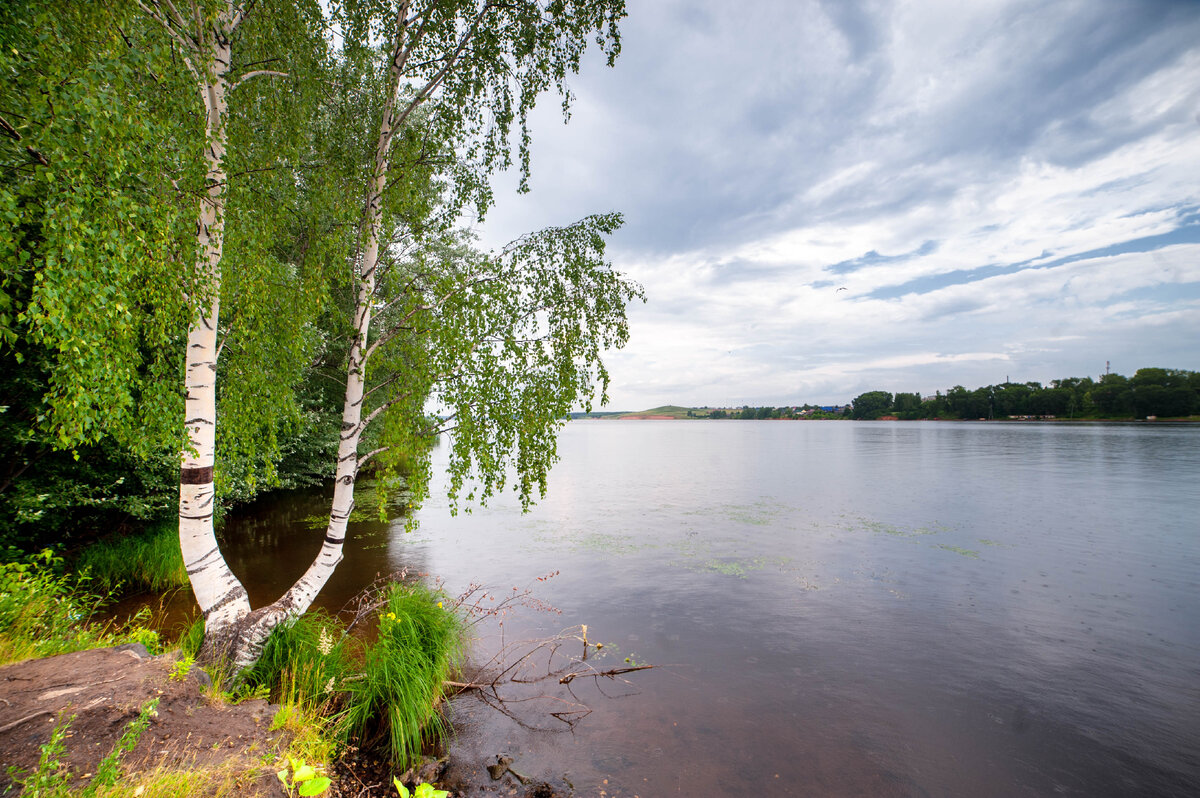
[[133, 0, 334, 647], [2, 1, 341, 545], [202, 0, 635, 669]]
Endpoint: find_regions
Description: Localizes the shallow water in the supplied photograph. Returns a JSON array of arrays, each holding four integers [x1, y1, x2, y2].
[[218, 420, 1200, 796]]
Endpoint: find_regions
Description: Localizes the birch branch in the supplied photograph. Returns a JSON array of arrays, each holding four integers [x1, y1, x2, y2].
[[135, 0, 200, 80], [230, 70, 290, 92], [357, 446, 391, 471], [388, 1, 494, 145]]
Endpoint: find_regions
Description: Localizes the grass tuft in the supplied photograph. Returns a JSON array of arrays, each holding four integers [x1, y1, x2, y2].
[[75, 522, 188, 594], [243, 609, 354, 708], [337, 582, 465, 769]]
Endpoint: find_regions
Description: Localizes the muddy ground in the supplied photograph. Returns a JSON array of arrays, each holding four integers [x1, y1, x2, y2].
[[0, 647, 568, 797]]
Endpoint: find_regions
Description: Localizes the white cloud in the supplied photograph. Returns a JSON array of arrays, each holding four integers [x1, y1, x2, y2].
[[471, 0, 1200, 409]]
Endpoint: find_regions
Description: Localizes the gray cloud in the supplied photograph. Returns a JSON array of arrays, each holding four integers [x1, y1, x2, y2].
[[472, 0, 1200, 409]]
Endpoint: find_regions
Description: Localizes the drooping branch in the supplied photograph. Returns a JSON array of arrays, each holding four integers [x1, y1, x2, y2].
[[365, 275, 499, 359], [135, 0, 200, 80]]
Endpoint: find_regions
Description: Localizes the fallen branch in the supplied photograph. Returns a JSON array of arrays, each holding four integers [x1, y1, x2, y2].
[[558, 664, 653, 685], [0, 709, 52, 734], [444, 678, 494, 690]]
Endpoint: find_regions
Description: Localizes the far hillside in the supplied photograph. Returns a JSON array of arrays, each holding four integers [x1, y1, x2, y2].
[[618, 405, 695, 419]]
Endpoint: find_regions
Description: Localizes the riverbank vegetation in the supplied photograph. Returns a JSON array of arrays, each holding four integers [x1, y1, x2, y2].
[[846, 367, 1200, 420], [0, 550, 162, 666], [1, 551, 466, 794]]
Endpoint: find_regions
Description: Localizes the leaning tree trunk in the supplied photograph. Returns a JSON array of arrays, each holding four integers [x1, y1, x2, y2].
[[178, 24, 252, 657], [218, 31, 405, 671]]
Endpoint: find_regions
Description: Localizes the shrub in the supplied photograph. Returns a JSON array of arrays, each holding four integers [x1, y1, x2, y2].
[[0, 550, 158, 665]]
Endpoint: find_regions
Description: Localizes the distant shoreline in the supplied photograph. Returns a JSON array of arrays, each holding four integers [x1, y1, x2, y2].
[[570, 413, 1200, 423]]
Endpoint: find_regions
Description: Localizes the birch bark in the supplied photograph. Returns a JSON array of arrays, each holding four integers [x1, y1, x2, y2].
[[163, 4, 252, 639]]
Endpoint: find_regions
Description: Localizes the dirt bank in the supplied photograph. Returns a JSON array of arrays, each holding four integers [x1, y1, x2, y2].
[[0, 647, 572, 797], [0, 645, 284, 796]]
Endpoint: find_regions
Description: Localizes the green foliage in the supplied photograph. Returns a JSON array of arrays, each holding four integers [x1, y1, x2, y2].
[[393, 779, 448, 798], [74, 521, 187, 594], [170, 655, 195, 682], [337, 0, 626, 214], [0, 1, 189, 547], [0, 0, 348, 544], [211, 0, 344, 500], [851, 390, 894, 420], [0, 550, 158, 664], [13, 713, 73, 798], [0, 550, 103, 663], [276, 756, 331, 797], [337, 583, 465, 769], [2, 0, 640, 555], [367, 216, 642, 515], [0, 0, 202, 454], [83, 699, 159, 797]]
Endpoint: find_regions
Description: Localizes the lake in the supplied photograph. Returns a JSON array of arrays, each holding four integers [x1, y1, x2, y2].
[[221, 420, 1200, 796]]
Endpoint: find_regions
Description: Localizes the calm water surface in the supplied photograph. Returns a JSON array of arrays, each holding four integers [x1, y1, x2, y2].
[[221, 421, 1200, 796]]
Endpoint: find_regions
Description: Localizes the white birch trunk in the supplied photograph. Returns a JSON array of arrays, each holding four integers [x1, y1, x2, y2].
[[178, 17, 251, 642], [224, 25, 407, 670]]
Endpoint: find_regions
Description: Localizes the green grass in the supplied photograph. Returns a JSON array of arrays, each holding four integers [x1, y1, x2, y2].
[[243, 609, 353, 711], [0, 551, 161, 665], [75, 522, 188, 593], [237, 581, 465, 770], [337, 582, 465, 769]]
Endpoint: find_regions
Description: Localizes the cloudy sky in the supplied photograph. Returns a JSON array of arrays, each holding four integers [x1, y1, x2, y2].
[[475, 0, 1200, 410]]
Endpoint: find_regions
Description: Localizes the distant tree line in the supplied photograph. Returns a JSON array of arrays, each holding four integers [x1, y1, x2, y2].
[[683, 367, 1199, 423], [850, 368, 1200, 420]]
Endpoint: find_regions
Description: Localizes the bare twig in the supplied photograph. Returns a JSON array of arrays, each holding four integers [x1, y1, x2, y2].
[[559, 664, 654, 685]]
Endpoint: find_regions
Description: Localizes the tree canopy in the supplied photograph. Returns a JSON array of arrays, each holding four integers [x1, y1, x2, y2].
[[1, 1, 640, 672]]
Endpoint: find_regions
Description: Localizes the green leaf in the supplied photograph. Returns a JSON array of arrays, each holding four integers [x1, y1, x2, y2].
[[298, 776, 331, 796], [293, 763, 317, 782], [393, 777, 410, 798]]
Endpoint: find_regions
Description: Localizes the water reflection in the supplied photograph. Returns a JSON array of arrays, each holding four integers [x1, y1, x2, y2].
[[408, 421, 1200, 796], [183, 421, 1198, 796], [218, 486, 433, 612]]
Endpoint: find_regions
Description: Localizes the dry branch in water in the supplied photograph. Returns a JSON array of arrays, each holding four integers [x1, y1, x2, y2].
[[341, 571, 657, 732], [447, 617, 657, 732]]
